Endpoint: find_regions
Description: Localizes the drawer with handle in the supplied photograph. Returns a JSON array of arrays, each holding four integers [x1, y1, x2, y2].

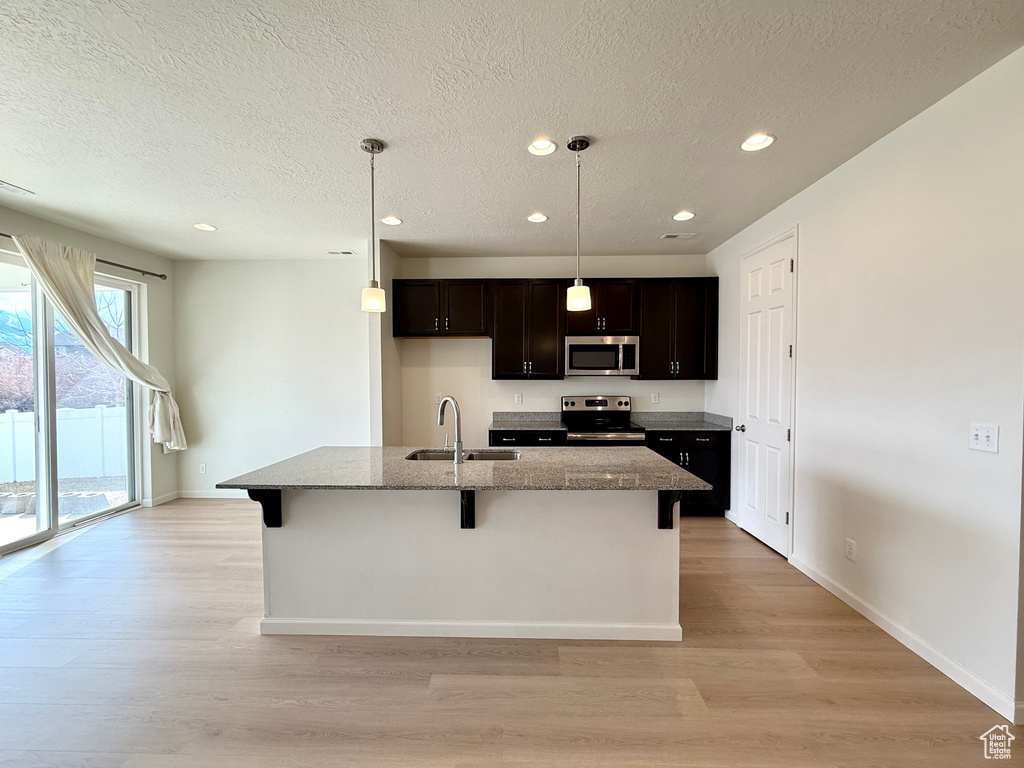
[[488, 430, 567, 447]]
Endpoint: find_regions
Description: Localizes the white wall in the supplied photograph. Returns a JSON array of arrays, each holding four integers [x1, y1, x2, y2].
[[174, 259, 371, 494], [0, 205, 178, 505], [396, 253, 711, 447], [706, 47, 1024, 719]]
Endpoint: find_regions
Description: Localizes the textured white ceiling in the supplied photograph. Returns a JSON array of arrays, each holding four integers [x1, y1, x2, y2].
[[1, 1, 1022, 261]]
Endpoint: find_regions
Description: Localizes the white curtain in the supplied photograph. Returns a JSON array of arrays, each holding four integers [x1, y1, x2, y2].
[[13, 235, 188, 452]]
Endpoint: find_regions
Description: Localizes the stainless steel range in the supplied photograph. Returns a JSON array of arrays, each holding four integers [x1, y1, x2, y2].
[[561, 396, 646, 446]]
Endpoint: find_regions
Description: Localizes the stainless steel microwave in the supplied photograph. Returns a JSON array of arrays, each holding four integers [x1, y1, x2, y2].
[[565, 336, 640, 376]]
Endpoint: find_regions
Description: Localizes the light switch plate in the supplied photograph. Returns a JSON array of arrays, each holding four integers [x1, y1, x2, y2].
[[969, 423, 999, 453], [514, 393, 523, 405]]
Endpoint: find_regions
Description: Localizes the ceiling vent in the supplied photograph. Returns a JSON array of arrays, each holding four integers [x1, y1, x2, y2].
[[0, 179, 35, 196], [659, 232, 698, 240], [327, 250, 356, 256]]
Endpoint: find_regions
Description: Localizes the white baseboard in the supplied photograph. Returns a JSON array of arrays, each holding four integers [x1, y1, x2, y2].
[[1016, 702, 1024, 726], [141, 491, 179, 507], [178, 489, 249, 499], [261, 618, 682, 641], [789, 554, 1017, 722], [724, 509, 740, 525]]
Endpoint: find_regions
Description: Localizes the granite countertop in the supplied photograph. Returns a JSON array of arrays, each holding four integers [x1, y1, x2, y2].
[[488, 411, 732, 433], [488, 421, 567, 432], [640, 420, 731, 432], [217, 446, 710, 492]]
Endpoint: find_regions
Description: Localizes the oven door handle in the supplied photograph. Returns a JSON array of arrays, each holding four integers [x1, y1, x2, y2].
[[567, 432, 646, 441]]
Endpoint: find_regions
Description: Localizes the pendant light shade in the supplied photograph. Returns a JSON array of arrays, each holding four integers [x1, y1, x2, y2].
[[566, 136, 592, 312], [567, 279, 591, 312], [361, 282, 386, 312], [360, 138, 386, 313]]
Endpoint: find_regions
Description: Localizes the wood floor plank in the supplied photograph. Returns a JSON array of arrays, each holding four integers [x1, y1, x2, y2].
[[558, 646, 819, 682], [428, 673, 707, 716], [0, 751, 128, 768]]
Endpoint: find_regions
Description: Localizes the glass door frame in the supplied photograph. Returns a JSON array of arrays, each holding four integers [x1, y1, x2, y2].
[[0, 252, 57, 555], [59, 271, 142, 529]]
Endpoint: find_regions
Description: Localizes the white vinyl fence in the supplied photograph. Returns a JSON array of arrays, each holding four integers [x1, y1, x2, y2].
[[2, 406, 127, 483]]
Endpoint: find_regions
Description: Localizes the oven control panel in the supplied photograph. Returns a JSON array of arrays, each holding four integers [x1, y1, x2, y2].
[[562, 396, 631, 412]]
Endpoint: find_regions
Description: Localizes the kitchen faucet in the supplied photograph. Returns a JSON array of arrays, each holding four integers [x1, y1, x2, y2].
[[437, 396, 464, 464]]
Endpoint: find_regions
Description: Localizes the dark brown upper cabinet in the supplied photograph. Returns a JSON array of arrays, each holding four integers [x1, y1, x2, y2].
[[565, 278, 639, 335], [638, 277, 718, 380], [491, 279, 565, 379], [392, 279, 489, 337]]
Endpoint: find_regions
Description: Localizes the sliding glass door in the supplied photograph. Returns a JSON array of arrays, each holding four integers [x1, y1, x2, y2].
[[54, 279, 136, 526], [0, 259, 54, 551], [0, 254, 139, 553]]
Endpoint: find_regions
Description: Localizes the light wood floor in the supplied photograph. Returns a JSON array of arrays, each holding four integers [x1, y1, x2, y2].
[[0, 499, 1016, 767]]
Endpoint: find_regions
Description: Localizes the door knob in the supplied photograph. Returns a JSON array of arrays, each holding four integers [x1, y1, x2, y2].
[[735, 425, 746, 432]]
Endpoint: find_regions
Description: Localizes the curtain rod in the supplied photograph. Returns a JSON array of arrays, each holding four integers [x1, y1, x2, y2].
[[0, 231, 168, 280]]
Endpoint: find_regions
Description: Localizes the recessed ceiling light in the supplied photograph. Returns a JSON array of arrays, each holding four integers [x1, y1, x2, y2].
[[527, 213, 548, 223], [741, 134, 775, 151], [380, 216, 402, 226], [528, 139, 557, 156], [192, 223, 217, 231], [673, 210, 695, 221]]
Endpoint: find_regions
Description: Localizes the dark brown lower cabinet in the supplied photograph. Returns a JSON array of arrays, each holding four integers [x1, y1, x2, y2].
[[646, 431, 730, 514]]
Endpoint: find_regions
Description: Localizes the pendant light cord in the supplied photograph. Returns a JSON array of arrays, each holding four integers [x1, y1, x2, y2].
[[575, 151, 581, 281], [370, 151, 377, 284]]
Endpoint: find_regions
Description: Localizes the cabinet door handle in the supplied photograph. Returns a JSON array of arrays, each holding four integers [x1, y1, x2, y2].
[[696, 437, 710, 442], [659, 437, 673, 442], [684, 452, 690, 466], [528, 361, 533, 373], [538, 437, 552, 442], [435, 317, 439, 331], [523, 361, 527, 374], [502, 437, 515, 442], [445, 317, 449, 331]]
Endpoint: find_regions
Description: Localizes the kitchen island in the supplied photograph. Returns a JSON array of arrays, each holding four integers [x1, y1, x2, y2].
[[218, 445, 709, 641]]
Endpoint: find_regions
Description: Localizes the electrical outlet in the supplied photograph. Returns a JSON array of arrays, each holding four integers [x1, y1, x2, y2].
[[514, 393, 523, 405], [969, 423, 999, 453], [845, 538, 856, 562], [435, 393, 443, 405], [650, 393, 660, 404], [199, 463, 207, 475]]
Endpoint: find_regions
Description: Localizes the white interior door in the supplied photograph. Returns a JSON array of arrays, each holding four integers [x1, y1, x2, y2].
[[737, 234, 796, 556]]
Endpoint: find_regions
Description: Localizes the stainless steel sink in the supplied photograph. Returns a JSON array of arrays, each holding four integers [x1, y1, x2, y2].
[[405, 450, 457, 461], [466, 450, 521, 461], [405, 449, 521, 462]]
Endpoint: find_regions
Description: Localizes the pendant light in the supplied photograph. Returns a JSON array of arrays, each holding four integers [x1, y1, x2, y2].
[[566, 135, 592, 312], [360, 138, 386, 313]]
